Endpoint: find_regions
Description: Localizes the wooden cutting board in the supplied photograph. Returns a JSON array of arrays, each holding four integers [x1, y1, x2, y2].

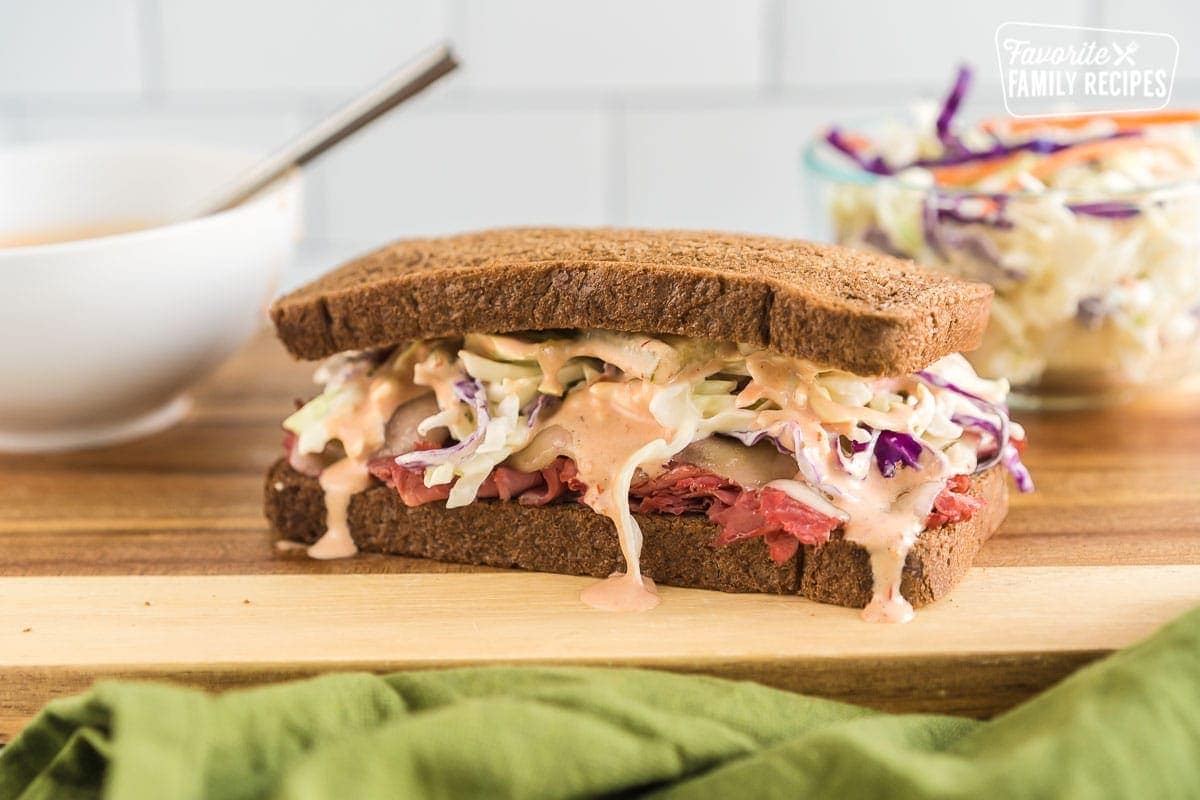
[[2, 332, 1199, 741]]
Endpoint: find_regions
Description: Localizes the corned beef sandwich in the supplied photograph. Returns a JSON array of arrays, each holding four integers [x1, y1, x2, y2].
[[265, 227, 1033, 622]]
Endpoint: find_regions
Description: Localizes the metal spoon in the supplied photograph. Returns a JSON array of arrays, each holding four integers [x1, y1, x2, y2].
[[194, 42, 458, 216]]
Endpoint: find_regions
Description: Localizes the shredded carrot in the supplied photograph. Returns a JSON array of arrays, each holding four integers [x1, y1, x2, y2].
[[861, 110, 1198, 190], [929, 153, 1024, 187], [1026, 136, 1186, 181], [929, 137, 1189, 190], [983, 110, 1200, 136], [840, 132, 873, 151], [973, 197, 1002, 216]]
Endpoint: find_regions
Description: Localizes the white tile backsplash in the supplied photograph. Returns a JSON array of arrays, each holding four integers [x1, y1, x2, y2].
[[20, 108, 304, 151], [459, 0, 768, 90], [1099, 0, 1200, 79], [159, 0, 448, 92], [782, 0, 1091, 89], [312, 108, 609, 244], [622, 104, 877, 237], [7, 0, 1198, 265], [0, 111, 20, 141], [0, 0, 143, 95]]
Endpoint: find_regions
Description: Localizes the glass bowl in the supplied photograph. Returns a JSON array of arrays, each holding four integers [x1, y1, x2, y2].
[[802, 132, 1200, 409]]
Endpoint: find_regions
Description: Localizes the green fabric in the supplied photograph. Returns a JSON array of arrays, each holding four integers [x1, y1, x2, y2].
[[4, 606, 1199, 799]]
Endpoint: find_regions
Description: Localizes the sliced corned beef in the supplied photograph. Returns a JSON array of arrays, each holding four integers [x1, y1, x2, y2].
[[630, 464, 741, 514], [708, 488, 842, 564], [518, 457, 577, 506], [351, 448, 980, 566], [368, 458, 545, 506], [926, 473, 983, 528]]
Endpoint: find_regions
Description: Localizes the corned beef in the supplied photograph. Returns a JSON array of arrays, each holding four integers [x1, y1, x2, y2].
[[926, 473, 983, 528], [294, 433, 985, 565]]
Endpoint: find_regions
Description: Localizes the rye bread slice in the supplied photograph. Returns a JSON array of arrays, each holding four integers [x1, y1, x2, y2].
[[271, 228, 993, 377], [264, 459, 1008, 609]]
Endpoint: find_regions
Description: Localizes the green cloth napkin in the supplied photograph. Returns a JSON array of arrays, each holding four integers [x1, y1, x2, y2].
[[4, 606, 1199, 800]]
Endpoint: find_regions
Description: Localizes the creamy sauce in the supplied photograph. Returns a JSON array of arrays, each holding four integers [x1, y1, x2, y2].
[[413, 350, 471, 437], [310, 457, 373, 559], [307, 371, 425, 559], [465, 331, 676, 394], [581, 574, 659, 612], [836, 462, 947, 623], [540, 381, 685, 611]]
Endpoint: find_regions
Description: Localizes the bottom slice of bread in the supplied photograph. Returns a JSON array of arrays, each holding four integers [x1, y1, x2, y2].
[[264, 459, 1008, 609]]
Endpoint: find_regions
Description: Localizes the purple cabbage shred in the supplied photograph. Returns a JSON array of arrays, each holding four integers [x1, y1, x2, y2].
[[824, 64, 1138, 178], [1003, 443, 1035, 493], [874, 431, 924, 478], [392, 378, 489, 470], [918, 372, 1031, 490], [824, 128, 893, 175], [1068, 201, 1141, 219], [935, 65, 972, 150], [524, 393, 560, 427], [951, 413, 1007, 473]]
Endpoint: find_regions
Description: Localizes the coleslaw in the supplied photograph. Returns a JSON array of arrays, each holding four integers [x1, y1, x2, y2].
[[811, 66, 1200, 401]]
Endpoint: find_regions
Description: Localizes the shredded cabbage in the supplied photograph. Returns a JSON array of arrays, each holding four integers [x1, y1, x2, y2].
[[283, 344, 418, 455], [288, 330, 1032, 509]]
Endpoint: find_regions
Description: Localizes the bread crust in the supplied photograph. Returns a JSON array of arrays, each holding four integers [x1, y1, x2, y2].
[[270, 228, 993, 377], [264, 459, 1008, 609]]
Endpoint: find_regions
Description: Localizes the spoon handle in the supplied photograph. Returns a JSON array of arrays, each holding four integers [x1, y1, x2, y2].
[[197, 42, 458, 216]]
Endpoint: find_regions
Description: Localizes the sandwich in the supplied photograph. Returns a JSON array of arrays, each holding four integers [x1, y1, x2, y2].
[[265, 228, 1033, 622]]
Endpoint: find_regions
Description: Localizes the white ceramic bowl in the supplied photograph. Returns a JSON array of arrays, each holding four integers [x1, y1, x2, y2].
[[0, 142, 303, 452]]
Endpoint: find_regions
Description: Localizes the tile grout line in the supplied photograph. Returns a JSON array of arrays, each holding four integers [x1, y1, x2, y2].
[[2, 96, 27, 141], [0, 94, 878, 115], [0, 82, 1069, 116], [135, 0, 167, 106], [444, 0, 470, 52], [762, 0, 787, 96]]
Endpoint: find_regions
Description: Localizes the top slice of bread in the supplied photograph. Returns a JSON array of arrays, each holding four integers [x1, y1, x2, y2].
[[271, 227, 993, 376]]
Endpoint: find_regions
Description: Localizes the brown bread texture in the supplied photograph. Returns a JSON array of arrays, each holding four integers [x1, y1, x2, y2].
[[271, 227, 994, 377], [265, 459, 1008, 609]]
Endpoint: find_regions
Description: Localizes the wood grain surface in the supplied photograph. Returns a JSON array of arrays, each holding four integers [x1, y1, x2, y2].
[[1, 330, 1198, 740]]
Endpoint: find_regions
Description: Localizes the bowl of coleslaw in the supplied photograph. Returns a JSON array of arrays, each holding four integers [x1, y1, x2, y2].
[[803, 66, 1200, 408]]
